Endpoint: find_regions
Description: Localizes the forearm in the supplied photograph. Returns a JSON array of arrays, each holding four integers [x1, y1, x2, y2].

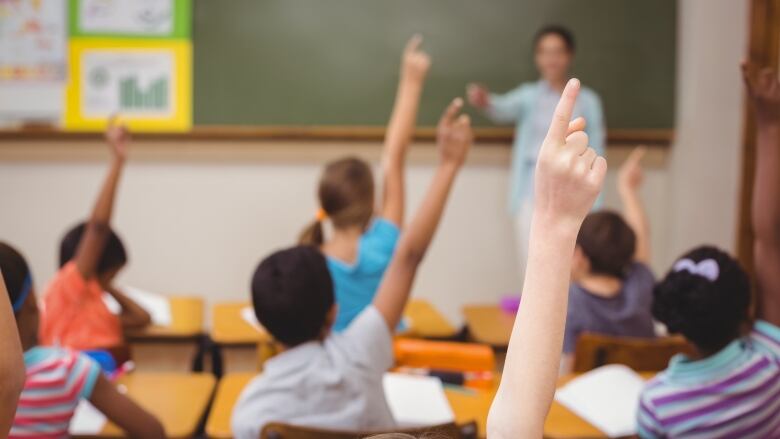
[[90, 158, 125, 227], [753, 123, 780, 242], [753, 122, 780, 323], [373, 163, 459, 328], [106, 287, 151, 329], [488, 216, 578, 439], [381, 78, 424, 223], [620, 188, 651, 262], [0, 273, 25, 435]]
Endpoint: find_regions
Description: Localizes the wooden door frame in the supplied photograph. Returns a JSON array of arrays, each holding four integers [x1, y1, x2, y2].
[[737, 0, 780, 271]]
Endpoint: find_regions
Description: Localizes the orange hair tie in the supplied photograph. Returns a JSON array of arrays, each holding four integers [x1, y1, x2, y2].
[[316, 208, 328, 222]]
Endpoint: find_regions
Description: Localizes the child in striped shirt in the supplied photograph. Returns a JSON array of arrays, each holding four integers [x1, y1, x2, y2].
[[636, 63, 780, 438], [1, 244, 165, 437]]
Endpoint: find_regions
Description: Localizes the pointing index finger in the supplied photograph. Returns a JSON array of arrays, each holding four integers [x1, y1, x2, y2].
[[405, 34, 423, 54], [439, 97, 464, 126], [545, 78, 581, 145]]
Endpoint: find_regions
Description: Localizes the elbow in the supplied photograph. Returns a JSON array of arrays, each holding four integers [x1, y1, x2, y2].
[[397, 245, 427, 269], [486, 406, 514, 439], [130, 417, 165, 439]]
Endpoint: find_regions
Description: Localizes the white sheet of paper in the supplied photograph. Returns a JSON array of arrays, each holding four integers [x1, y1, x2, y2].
[[102, 286, 172, 326], [383, 372, 455, 427], [554, 365, 647, 438], [240, 306, 263, 332], [69, 400, 107, 435]]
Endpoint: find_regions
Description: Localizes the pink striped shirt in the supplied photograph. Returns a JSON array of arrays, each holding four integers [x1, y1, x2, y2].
[[11, 347, 101, 439]]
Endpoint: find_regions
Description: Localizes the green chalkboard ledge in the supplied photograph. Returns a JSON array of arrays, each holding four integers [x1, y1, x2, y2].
[[0, 125, 673, 146]]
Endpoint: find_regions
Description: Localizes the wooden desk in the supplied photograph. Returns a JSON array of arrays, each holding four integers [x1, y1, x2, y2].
[[462, 305, 515, 348], [125, 296, 204, 340], [403, 299, 457, 339], [210, 302, 270, 346], [125, 296, 206, 372], [206, 373, 497, 439], [212, 300, 455, 346], [206, 372, 255, 439], [74, 373, 216, 439]]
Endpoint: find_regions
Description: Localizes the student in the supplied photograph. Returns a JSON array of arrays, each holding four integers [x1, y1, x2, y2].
[[298, 35, 430, 331], [560, 146, 654, 373], [40, 119, 151, 353], [0, 269, 25, 436], [487, 78, 608, 438], [0, 242, 165, 438], [635, 64, 780, 438], [232, 98, 473, 438]]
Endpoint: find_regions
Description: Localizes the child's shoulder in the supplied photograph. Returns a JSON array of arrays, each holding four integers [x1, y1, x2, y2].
[[751, 320, 780, 358]]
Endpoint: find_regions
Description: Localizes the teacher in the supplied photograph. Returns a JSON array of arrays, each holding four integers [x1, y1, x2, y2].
[[467, 25, 605, 271]]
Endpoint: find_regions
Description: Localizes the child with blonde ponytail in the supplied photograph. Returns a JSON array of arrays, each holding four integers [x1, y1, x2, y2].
[[299, 35, 430, 331]]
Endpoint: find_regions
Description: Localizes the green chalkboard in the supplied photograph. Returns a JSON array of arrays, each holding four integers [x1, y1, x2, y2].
[[193, 0, 676, 130]]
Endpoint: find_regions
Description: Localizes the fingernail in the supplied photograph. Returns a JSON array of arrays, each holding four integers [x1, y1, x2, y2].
[[454, 97, 463, 106], [568, 78, 580, 88]]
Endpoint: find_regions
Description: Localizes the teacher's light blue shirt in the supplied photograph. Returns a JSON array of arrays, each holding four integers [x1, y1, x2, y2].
[[485, 80, 605, 213]]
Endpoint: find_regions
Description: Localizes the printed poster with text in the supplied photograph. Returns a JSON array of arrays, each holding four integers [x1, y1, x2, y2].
[[64, 0, 191, 132], [0, 0, 67, 81]]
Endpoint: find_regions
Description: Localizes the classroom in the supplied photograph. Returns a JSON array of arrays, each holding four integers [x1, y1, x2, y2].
[[0, 0, 778, 438]]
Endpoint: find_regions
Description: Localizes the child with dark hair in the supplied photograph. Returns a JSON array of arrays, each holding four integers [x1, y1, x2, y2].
[[298, 35, 430, 331], [636, 64, 780, 438], [560, 146, 655, 372], [40, 119, 151, 353], [232, 98, 473, 438], [0, 242, 165, 438], [0, 266, 24, 436]]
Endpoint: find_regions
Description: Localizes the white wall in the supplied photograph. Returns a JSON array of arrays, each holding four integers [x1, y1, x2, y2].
[[0, 0, 749, 326], [664, 0, 749, 263]]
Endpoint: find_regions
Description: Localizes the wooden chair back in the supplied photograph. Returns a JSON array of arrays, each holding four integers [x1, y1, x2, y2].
[[573, 333, 696, 373]]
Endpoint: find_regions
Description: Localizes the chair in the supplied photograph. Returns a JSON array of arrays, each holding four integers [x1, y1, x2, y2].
[[260, 421, 472, 439], [573, 333, 696, 373]]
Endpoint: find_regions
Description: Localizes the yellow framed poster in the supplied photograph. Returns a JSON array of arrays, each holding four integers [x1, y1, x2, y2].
[[64, 38, 191, 131]]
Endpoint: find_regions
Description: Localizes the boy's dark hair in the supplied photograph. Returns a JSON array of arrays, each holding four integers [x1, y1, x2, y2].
[[59, 222, 128, 273], [534, 24, 576, 53], [576, 211, 636, 278], [299, 157, 375, 246], [0, 242, 32, 309], [251, 246, 334, 347], [653, 246, 751, 354]]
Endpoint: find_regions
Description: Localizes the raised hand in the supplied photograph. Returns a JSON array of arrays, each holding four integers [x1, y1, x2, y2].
[[742, 62, 780, 123], [534, 78, 607, 227], [619, 146, 646, 194], [104, 115, 129, 161], [401, 34, 431, 83], [466, 83, 490, 109], [436, 97, 474, 167]]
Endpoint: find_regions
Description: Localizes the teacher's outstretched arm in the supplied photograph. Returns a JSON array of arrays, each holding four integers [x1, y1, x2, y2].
[[467, 82, 527, 124]]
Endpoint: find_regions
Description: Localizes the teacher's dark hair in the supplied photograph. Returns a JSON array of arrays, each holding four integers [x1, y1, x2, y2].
[[534, 25, 576, 53]]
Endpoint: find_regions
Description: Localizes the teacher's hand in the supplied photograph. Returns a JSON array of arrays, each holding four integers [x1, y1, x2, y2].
[[466, 83, 490, 109]]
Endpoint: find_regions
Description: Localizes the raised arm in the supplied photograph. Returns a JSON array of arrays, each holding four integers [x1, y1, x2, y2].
[[742, 62, 780, 326], [618, 146, 651, 264], [0, 271, 25, 437], [74, 118, 128, 279], [380, 35, 431, 226], [487, 79, 607, 439], [373, 98, 473, 330]]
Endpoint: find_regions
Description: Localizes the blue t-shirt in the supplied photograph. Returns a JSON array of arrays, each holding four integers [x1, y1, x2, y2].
[[328, 218, 400, 331]]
